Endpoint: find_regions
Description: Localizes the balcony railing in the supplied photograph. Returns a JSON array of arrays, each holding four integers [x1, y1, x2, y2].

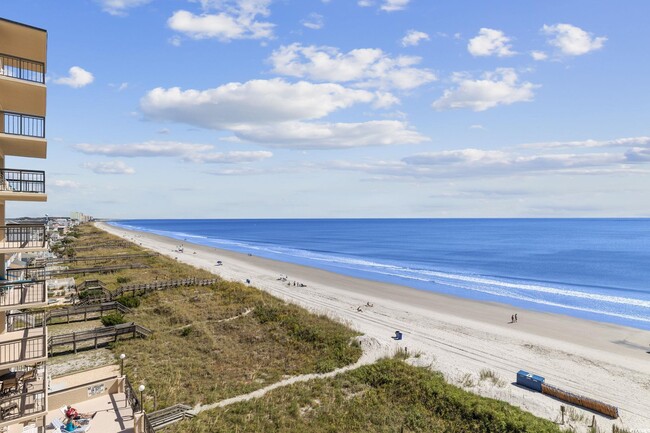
[[0, 52, 45, 83], [0, 389, 46, 423], [6, 311, 47, 332], [124, 376, 142, 413], [0, 168, 45, 194], [6, 266, 47, 282], [0, 334, 46, 367], [0, 225, 46, 250], [0, 280, 46, 309], [2, 111, 45, 138]]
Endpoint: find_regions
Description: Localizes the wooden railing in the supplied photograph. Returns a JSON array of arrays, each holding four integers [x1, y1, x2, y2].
[[74, 241, 132, 251], [48, 301, 131, 323], [48, 322, 152, 356], [48, 263, 150, 277], [146, 404, 194, 431], [114, 278, 219, 299], [47, 252, 157, 264], [75, 278, 220, 306]]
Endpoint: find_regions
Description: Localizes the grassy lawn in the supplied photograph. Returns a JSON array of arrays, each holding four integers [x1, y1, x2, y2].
[[167, 358, 564, 433]]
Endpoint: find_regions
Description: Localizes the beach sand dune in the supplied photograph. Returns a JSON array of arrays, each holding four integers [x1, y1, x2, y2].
[[97, 222, 650, 432]]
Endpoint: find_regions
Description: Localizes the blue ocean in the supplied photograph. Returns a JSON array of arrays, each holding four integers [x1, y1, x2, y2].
[[109, 219, 650, 330]]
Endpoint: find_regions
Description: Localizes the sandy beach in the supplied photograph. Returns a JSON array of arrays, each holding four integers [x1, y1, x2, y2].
[[97, 222, 650, 432]]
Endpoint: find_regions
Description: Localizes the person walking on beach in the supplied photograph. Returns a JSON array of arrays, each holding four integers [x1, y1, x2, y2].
[[511, 314, 514, 323], [515, 313, 518, 323]]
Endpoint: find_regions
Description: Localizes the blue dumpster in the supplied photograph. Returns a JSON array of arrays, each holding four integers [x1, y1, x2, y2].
[[516, 370, 545, 392]]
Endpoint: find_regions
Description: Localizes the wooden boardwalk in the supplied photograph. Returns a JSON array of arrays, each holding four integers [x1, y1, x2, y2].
[[49, 263, 150, 277], [48, 301, 131, 324], [48, 322, 152, 356], [76, 277, 220, 305], [73, 241, 133, 251], [47, 253, 157, 264]]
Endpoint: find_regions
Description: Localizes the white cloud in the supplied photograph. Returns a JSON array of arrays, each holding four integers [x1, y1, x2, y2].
[[381, 0, 410, 11], [141, 79, 378, 128], [469, 124, 484, 130], [302, 13, 324, 30], [467, 28, 515, 57], [530, 51, 548, 61], [168, 0, 274, 41], [330, 149, 632, 180], [327, 134, 650, 180], [183, 150, 272, 163], [542, 23, 606, 56], [521, 136, 650, 150], [357, 0, 409, 11], [51, 180, 81, 189], [432, 68, 538, 111], [401, 30, 429, 47], [233, 120, 428, 149], [97, 0, 150, 16], [73, 140, 275, 165], [53, 66, 94, 88], [269, 43, 436, 90], [82, 161, 135, 175], [140, 79, 428, 149], [72, 141, 214, 157], [110, 82, 129, 91]]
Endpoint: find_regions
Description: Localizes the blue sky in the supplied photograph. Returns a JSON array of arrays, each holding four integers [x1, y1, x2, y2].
[[4, 0, 650, 218]]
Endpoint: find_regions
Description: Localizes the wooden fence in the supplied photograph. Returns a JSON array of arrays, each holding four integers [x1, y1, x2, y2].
[[47, 253, 157, 264], [147, 404, 194, 431], [75, 277, 220, 306], [541, 383, 619, 418], [49, 263, 150, 277], [48, 322, 152, 356], [48, 301, 131, 324], [73, 241, 133, 251]]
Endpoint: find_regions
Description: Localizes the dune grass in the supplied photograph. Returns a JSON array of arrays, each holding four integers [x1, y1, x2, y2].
[[62, 224, 361, 409], [167, 358, 564, 433]]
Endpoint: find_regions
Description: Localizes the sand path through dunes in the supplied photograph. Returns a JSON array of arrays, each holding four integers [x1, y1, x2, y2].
[[97, 222, 650, 432], [190, 335, 393, 414]]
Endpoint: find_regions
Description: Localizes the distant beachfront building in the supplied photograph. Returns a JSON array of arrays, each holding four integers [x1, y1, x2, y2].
[[0, 17, 49, 431], [70, 211, 93, 223]]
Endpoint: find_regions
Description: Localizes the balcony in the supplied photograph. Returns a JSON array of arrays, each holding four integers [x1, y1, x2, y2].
[[0, 52, 45, 84], [0, 111, 46, 159], [0, 268, 47, 310], [0, 366, 47, 426], [0, 327, 47, 369], [0, 168, 46, 202], [2, 111, 44, 138], [0, 225, 47, 253]]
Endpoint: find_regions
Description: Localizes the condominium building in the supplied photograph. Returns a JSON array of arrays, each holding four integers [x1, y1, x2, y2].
[[0, 17, 49, 432]]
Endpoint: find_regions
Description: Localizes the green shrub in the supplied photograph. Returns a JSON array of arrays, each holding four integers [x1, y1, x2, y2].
[[115, 296, 141, 308], [101, 313, 126, 327], [116, 276, 132, 284]]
